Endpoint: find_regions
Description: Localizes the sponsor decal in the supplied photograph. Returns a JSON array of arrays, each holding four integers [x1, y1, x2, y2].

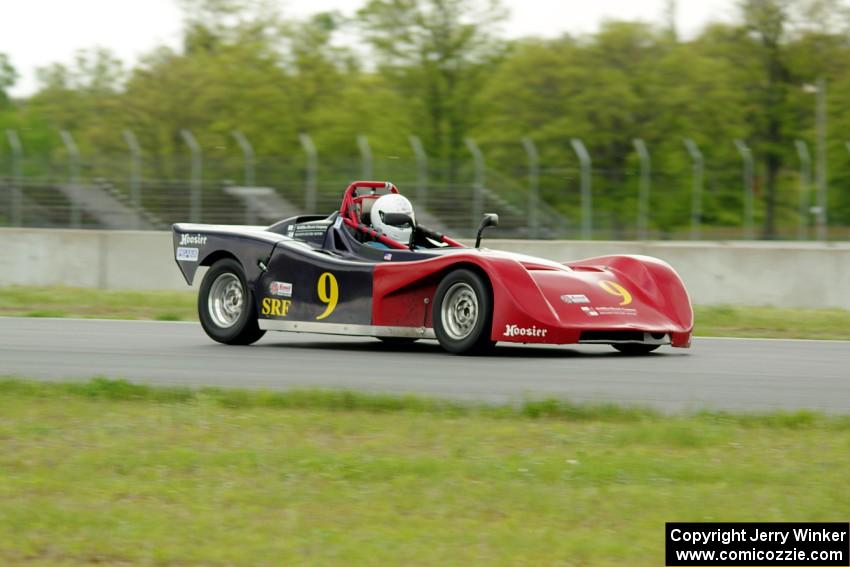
[[286, 225, 295, 237], [599, 280, 632, 305], [595, 306, 637, 316], [293, 224, 328, 238], [333, 216, 343, 229], [581, 306, 637, 316], [176, 247, 199, 262], [261, 297, 292, 317], [561, 294, 590, 304], [269, 281, 293, 298], [179, 233, 207, 246], [503, 324, 548, 338], [383, 253, 392, 261]]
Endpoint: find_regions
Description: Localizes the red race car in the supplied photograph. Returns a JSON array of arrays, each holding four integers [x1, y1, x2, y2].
[[172, 181, 693, 354]]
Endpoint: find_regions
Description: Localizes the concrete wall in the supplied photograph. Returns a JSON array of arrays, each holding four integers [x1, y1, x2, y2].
[[488, 240, 850, 310], [2, 228, 849, 308], [0, 229, 191, 290]]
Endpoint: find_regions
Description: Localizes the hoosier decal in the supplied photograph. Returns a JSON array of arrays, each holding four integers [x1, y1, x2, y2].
[[179, 233, 207, 246], [503, 324, 547, 338]]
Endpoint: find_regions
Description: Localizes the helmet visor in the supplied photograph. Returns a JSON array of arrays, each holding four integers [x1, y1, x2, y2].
[[379, 211, 413, 228]]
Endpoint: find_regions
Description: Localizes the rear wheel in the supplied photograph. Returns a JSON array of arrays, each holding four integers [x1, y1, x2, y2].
[[198, 258, 265, 345], [433, 269, 494, 355], [612, 344, 660, 355]]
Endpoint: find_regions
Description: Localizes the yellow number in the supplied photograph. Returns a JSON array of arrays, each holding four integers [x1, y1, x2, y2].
[[316, 272, 339, 320], [599, 280, 632, 305]]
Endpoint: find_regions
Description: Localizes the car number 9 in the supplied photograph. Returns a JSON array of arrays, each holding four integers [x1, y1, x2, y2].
[[316, 272, 339, 320], [599, 280, 632, 305]]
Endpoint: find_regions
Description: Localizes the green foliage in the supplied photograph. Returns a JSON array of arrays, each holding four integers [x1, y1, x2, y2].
[[358, 0, 507, 179], [4, 0, 850, 231], [0, 53, 17, 107]]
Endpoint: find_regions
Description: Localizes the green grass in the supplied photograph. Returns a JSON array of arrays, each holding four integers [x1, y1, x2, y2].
[[0, 286, 197, 321], [0, 378, 848, 566], [1, 286, 849, 339], [694, 305, 850, 340]]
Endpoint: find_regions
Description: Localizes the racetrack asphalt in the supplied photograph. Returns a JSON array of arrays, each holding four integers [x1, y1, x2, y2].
[[2, 317, 849, 413]]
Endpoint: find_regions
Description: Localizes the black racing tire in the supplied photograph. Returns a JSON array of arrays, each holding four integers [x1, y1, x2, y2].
[[198, 258, 265, 345], [376, 337, 419, 346], [433, 269, 495, 355], [612, 344, 660, 355]]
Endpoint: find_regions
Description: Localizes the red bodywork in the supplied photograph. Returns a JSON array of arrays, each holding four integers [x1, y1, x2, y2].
[[346, 181, 693, 348], [372, 250, 692, 347]]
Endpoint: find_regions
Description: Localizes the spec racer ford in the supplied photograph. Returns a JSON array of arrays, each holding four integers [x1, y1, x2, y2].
[[172, 181, 693, 355]]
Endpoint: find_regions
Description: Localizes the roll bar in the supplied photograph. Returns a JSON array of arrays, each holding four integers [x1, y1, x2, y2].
[[338, 180, 463, 249]]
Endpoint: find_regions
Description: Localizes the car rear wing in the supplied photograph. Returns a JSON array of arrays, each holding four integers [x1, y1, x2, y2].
[[172, 223, 286, 285]]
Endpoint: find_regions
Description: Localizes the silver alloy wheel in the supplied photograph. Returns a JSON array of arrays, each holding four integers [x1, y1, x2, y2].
[[440, 282, 479, 340], [208, 272, 244, 329]]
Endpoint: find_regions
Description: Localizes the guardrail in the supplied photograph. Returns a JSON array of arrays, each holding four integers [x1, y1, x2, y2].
[[1, 228, 848, 309]]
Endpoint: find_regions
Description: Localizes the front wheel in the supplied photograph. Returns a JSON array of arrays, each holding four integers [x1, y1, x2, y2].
[[198, 258, 265, 345], [433, 269, 494, 355]]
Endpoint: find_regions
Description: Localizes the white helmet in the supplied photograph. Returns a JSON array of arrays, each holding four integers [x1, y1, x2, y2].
[[371, 193, 416, 245]]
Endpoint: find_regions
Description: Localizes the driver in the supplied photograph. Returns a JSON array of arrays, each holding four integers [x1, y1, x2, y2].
[[367, 193, 416, 248]]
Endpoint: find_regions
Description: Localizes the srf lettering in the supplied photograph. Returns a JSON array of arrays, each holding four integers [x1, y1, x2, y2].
[[261, 298, 291, 317]]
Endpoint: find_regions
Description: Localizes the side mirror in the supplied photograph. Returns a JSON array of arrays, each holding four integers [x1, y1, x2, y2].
[[475, 213, 499, 248]]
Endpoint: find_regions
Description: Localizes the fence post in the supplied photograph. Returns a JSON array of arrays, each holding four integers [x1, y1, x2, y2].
[[683, 138, 703, 240], [299, 133, 318, 212], [464, 138, 485, 231], [123, 130, 142, 228], [570, 138, 592, 240], [5, 129, 22, 227], [633, 139, 650, 240], [409, 135, 428, 209], [357, 135, 372, 180], [180, 130, 202, 223], [815, 77, 828, 242], [734, 139, 755, 239], [59, 130, 81, 228], [231, 130, 255, 187], [795, 140, 811, 241], [521, 137, 540, 239]]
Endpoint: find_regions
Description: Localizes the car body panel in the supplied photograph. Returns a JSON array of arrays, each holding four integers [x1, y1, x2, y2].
[[256, 243, 374, 325]]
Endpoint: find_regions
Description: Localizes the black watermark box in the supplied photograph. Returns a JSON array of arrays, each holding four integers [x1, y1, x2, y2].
[[666, 522, 849, 566]]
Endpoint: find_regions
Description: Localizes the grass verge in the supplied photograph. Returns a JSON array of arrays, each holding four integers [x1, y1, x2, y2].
[[694, 305, 850, 340], [1, 378, 849, 566], [0, 286, 196, 321], [2, 286, 850, 340]]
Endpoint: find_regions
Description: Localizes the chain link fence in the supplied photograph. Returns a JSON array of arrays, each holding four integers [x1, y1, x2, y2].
[[2, 141, 848, 240]]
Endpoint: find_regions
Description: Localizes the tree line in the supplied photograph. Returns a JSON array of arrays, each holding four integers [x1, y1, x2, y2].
[[1, 0, 850, 237]]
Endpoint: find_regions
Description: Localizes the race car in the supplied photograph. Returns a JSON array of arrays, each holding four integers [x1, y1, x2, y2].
[[172, 180, 693, 355]]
